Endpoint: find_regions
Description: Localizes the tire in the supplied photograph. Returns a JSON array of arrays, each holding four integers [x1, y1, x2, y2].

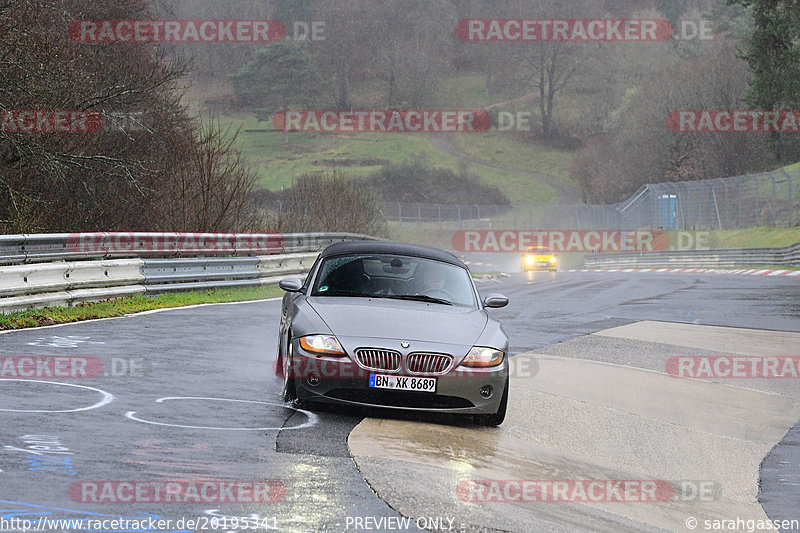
[[475, 375, 508, 426], [281, 338, 297, 402]]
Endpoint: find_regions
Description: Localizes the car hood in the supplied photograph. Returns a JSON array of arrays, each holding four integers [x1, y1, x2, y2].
[[307, 296, 487, 347]]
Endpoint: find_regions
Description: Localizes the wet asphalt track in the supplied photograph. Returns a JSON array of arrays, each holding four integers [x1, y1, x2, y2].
[[0, 270, 797, 532]]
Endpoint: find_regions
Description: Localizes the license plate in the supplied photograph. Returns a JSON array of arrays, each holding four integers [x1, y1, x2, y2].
[[369, 374, 437, 393], [537, 262, 551, 267]]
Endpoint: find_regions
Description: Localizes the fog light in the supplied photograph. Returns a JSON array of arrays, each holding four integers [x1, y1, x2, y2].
[[307, 375, 320, 387], [480, 385, 493, 398]]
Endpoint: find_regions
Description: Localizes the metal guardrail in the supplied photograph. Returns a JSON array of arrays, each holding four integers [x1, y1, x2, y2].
[[0, 232, 377, 265], [141, 253, 319, 295], [0, 232, 378, 312], [583, 242, 800, 269]]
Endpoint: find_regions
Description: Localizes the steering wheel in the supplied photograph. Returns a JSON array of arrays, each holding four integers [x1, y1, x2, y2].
[[420, 287, 456, 301]]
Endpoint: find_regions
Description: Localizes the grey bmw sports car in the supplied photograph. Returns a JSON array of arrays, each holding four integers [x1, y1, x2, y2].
[[276, 240, 510, 426]]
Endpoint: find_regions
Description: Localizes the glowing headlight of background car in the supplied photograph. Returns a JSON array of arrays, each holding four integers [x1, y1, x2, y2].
[[460, 346, 504, 368], [300, 335, 346, 355]]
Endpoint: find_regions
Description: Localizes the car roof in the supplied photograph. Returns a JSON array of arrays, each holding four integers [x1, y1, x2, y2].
[[320, 240, 466, 268]]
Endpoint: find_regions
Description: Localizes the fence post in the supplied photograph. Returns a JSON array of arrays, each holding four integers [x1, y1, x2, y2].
[[753, 175, 760, 227], [685, 183, 692, 229], [771, 173, 777, 226], [652, 184, 660, 229], [785, 171, 794, 226], [436, 203, 441, 223], [397, 202, 402, 224], [735, 177, 743, 228], [720, 179, 729, 229], [709, 181, 722, 229]]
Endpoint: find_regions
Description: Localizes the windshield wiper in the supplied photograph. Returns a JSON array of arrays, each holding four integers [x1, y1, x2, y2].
[[315, 289, 367, 297], [384, 294, 453, 305]]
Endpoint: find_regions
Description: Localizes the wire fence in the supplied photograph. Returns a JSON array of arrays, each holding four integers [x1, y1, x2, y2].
[[379, 168, 800, 230]]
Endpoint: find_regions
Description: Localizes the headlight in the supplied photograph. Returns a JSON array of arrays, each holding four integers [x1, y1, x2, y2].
[[460, 346, 504, 368], [299, 335, 345, 355], [549, 257, 556, 263], [525, 256, 535, 265]]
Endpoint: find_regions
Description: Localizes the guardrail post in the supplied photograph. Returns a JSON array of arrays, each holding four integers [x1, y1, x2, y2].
[[397, 202, 402, 223]]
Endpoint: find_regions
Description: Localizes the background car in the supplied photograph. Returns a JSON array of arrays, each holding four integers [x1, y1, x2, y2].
[[276, 240, 511, 426], [522, 246, 557, 271]]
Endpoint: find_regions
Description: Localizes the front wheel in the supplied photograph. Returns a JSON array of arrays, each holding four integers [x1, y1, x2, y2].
[[475, 375, 508, 426], [281, 339, 297, 402]]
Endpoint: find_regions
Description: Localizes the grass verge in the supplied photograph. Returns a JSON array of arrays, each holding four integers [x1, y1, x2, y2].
[[703, 227, 800, 248], [0, 285, 283, 331]]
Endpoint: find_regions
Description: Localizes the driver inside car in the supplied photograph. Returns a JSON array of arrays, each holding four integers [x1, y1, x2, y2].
[[414, 264, 447, 294]]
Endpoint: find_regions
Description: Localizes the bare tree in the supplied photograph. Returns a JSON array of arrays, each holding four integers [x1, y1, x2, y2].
[[0, 0, 262, 233], [161, 116, 262, 232]]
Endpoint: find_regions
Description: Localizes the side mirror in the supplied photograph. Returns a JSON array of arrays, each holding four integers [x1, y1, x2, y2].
[[483, 293, 508, 308], [279, 277, 303, 292]]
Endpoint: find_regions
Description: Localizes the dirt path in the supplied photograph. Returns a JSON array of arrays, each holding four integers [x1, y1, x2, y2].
[[483, 89, 540, 111]]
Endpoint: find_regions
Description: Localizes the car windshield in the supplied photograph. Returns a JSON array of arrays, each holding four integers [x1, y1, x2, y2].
[[311, 254, 476, 307], [528, 247, 552, 254]]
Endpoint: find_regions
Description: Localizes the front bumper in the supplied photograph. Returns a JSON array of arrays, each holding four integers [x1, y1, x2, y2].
[[522, 258, 556, 271], [288, 341, 508, 415]]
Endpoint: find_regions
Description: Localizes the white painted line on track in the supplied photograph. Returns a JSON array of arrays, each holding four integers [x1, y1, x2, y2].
[[0, 379, 114, 413], [125, 396, 318, 431]]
